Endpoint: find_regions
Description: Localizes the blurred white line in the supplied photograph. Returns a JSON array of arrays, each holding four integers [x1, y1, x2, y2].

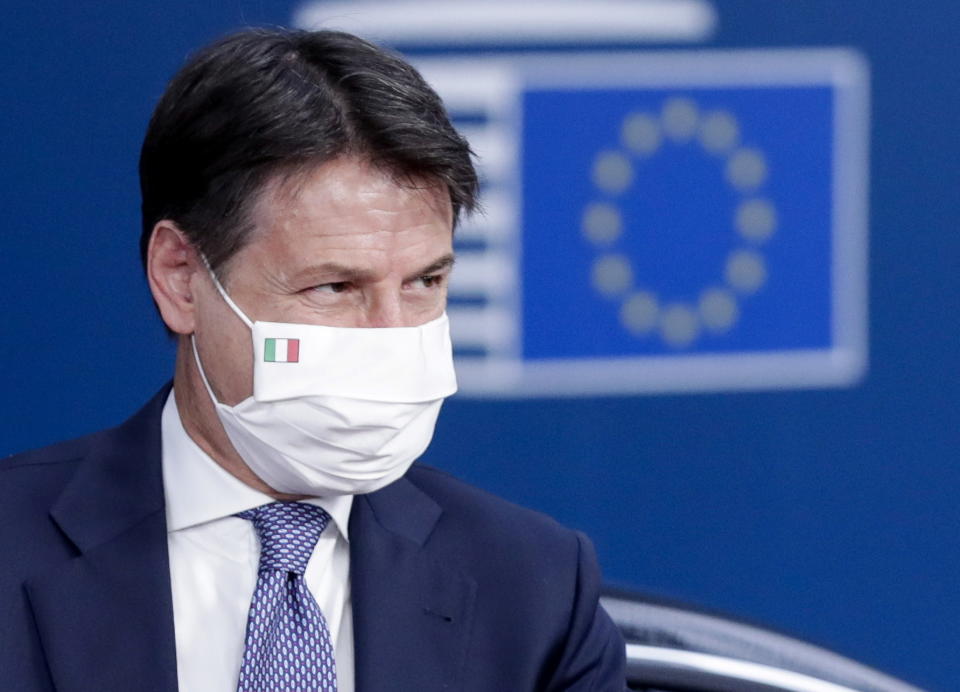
[[418, 65, 518, 116], [457, 125, 515, 180], [457, 188, 516, 242], [294, 0, 716, 44], [455, 348, 867, 397], [448, 306, 516, 350], [624, 645, 866, 692], [435, 49, 870, 90], [449, 251, 516, 298]]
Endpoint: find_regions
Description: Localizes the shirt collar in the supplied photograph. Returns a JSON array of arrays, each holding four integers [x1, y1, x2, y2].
[[160, 389, 352, 540]]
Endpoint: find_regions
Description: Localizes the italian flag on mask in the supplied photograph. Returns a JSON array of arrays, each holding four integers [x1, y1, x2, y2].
[[263, 338, 299, 363]]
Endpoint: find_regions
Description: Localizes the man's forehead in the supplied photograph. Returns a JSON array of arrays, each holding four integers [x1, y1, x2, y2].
[[217, 156, 454, 281], [254, 156, 454, 230]]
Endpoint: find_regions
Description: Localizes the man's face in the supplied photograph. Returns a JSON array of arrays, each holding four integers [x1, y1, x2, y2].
[[192, 155, 455, 406]]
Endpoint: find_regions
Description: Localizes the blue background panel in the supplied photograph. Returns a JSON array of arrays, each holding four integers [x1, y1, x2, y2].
[[522, 86, 834, 358]]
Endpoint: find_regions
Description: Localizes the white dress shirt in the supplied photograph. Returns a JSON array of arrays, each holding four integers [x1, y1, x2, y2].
[[161, 390, 355, 692]]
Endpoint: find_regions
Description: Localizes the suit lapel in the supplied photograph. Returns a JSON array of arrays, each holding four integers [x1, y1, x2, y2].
[[350, 477, 476, 692], [26, 388, 178, 692]]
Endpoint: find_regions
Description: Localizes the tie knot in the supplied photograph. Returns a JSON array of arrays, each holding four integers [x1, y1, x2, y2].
[[236, 502, 331, 575]]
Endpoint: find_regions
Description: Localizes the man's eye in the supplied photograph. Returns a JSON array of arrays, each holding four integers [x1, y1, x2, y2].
[[314, 282, 350, 294], [417, 274, 444, 289]]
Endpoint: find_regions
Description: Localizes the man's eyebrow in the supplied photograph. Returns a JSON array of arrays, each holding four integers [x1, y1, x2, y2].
[[289, 263, 375, 284], [409, 253, 456, 279], [287, 254, 456, 285]]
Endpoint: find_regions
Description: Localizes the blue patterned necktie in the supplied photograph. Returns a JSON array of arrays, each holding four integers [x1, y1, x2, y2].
[[235, 502, 338, 692]]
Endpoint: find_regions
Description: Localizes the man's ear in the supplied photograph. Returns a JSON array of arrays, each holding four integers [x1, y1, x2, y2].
[[146, 221, 199, 335]]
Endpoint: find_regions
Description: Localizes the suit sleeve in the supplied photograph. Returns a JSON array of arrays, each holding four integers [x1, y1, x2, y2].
[[545, 531, 628, 692]]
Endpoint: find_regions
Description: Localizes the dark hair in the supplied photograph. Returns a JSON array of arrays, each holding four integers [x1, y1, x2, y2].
[[139, 28, 478, 276]]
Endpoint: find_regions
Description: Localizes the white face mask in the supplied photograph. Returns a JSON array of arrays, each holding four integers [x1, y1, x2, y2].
[[191, 268, 458, 497]]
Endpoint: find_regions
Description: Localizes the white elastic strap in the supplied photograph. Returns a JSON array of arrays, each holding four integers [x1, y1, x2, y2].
[[190, 335, 225, 407], [199, 254, 254, 329]]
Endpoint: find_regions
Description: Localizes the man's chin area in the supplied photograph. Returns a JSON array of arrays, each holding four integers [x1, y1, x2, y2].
[[263, 487, 316, 502]]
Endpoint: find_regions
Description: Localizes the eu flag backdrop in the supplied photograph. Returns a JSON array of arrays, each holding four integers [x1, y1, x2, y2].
[[417, 50, 869, 396]]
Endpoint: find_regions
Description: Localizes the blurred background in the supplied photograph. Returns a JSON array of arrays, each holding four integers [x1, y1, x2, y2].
[[1, 2, 957, 689]]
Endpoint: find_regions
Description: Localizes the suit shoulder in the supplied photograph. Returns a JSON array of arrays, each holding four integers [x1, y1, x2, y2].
[[406, 463, 583, 554], [408, 464, 571, 528], [2, 430, 101, 472], [0, 430, 105, 509], [0, 433, 105, 569], [1, 385, 168, 478]]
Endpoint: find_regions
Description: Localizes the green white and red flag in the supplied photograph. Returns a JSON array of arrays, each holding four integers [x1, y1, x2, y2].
[[264, 338, 299, 363]]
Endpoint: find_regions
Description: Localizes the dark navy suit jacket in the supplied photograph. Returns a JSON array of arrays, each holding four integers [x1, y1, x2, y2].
[[0, 387, 626, 691]]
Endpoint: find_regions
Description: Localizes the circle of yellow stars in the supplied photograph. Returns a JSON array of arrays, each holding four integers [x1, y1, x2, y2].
[[583, 97, 777, 348]]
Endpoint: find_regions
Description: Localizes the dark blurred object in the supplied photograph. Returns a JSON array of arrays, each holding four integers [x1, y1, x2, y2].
[[601, 591, 926, 692]]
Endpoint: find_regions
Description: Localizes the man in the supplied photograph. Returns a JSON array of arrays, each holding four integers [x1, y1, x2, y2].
[[0, 28, 626, 691]]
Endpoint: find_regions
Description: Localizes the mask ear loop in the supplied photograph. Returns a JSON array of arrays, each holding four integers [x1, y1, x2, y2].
[[190, 334, 225, 406], [191, 253, 254, 406], [198, 254, 254, 329]]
